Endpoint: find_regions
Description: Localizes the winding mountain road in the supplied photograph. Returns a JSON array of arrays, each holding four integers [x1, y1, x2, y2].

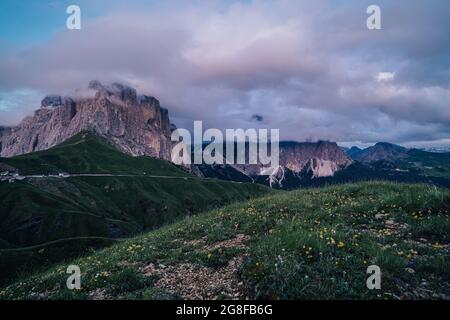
[[4, 172, 245, 184]]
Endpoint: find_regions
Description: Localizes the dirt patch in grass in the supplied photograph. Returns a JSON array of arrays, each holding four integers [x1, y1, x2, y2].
[[181, 234, 250, 251], [89, 288, 111, 300], [393, 278, 450, 300], [141, 256, 246, 299], [205, 234, 250, 251], [181, 237, 207, 247]]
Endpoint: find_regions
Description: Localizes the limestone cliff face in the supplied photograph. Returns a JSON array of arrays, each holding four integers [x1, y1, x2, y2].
[[233, 141, 353, 178], [0, 81, 174, 160], [193, 140, 353, 184], [279, 141, 353, 177]]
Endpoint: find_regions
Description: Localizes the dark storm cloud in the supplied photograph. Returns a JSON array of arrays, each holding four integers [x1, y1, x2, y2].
[[251, 114, 263, 122], [0, 0, 449, 145]]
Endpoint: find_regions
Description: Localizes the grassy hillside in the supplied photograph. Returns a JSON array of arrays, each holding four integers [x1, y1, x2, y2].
[[0, 132, 189, 176], [2, 181, 448, 300], [0, 132, 270, 284]]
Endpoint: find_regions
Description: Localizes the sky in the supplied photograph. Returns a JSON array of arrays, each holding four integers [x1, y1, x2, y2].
[[0, 0, 450, 148]]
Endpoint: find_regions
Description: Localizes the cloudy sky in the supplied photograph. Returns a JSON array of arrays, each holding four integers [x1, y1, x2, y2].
[[0, 0, 449, 147]]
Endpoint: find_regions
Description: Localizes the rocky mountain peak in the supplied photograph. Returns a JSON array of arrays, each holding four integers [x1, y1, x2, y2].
[[139, 95, 161, 108], [278, 140, 352, 175], [41, 95, 64, 108], [354, 142, 408, 163], [346, 146, 363, 159], [228, 140, 353, 180], [0, 81, 174, 159], [374, 142, 404, 149], [348, 146, 362, 152], [87, 80, 104, 91], [86, 80, 138, 105], [109, 82, 137, 104]]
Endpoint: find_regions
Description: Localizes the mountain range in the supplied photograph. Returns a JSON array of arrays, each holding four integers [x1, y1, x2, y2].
[[0, 81, 355, 187], [1, 81, 450, 191], [194, 140, 450, 189]]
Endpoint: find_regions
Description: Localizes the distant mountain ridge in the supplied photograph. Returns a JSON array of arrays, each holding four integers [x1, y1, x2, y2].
[[189, 140, 353, 188], [419, 146, 450, 153], [351, 142, 408, 163], [194, 140, 450, 189], [279, 141, 352, 176], [346, 146, 363, 159]]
